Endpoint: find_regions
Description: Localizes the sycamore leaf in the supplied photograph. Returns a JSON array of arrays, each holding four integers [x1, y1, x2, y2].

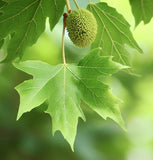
[[14, 48, 126, 149], [87, 2, 142, 67], [129, 0, 153, 26], [0, 0, 65, 62]]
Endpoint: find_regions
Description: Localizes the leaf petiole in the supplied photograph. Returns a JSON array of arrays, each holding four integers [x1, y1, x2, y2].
[[65, 0, 71, 13], [73, 0, 80, 9], [62, 13, 68, 65]]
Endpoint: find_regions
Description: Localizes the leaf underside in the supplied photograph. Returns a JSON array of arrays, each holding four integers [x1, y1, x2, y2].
[[14, 48, 126, 149], [87, 2, 142, 68], [129, 0, 153, 26], [0, 0, 65, 62]]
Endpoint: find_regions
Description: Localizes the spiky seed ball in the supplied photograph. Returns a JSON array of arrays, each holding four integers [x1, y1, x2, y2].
[[66, 8, 97, 48]]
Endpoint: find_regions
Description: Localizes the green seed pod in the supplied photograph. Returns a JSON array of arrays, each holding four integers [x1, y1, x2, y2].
[[66, 8, 97, 48]]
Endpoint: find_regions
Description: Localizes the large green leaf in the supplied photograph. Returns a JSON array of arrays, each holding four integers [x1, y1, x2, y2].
[[87, 2, 142, 67], [129, 0, 153, 26], [0, 0, 65, 62], [14, 48, 126, 149]]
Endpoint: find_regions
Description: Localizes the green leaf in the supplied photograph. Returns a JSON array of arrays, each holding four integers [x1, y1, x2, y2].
[[77, 50, 126, 128], [87, 2, 142, 67], [14, 48, 126, 149], [129, 0, 153, 26], [0, 0, 65, 62], [0, 39, 4, 48], [0, 1, 6, 8]]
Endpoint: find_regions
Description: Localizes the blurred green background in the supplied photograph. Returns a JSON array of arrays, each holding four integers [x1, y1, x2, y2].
[[1, 0, 153, 160]]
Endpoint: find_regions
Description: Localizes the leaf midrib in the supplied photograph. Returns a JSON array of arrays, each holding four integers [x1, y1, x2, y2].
[[0, 0, 40, 24], [14, 0, 44, 56]]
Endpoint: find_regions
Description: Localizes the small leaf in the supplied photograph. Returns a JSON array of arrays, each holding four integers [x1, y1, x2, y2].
[[87, 2, 142, 67], [14, 48, 126, 149], [129, 0, 153, 26], [0, 0, 65, 62]]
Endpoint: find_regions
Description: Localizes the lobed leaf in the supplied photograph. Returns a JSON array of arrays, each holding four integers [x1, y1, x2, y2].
[[87, 2, 142, 67], [0, 0, 65, 62], [14, 48, 126, 149]]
